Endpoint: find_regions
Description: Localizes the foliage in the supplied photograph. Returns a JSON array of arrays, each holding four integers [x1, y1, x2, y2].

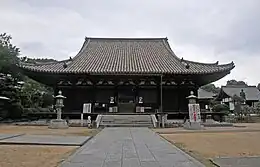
[[0, 33, 54, 119], [254, 102, 260, 115], [257, 83, 260, 91], [232, 94, 244, 103], [21, 57, 57, 64], [212, 104, 229, 114], [0, 33, 20, 77], [226, 79, 247, 86], [209, 99, 220, 108], [0, 73, 23, 118], [241, 105, 251, 114], [201, 83, 220, 94], [20, 77, 54, 108]]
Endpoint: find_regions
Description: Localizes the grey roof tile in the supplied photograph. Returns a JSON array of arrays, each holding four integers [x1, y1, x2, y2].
[[20, 37, 235, 75], [222, 85, 260, 101], [198, 88, 215, 99]]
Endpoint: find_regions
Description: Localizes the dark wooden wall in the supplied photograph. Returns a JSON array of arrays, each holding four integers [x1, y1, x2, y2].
[[59, 86, 198, 113], [55, 75, 199, 114]]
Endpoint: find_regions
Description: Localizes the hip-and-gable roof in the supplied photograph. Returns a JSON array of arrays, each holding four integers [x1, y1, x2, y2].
[[20, 37, 235, 75]]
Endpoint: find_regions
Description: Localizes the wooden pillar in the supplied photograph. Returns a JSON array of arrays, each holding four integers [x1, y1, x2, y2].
[[156, 76, 161, 113], [160, 75, 163, 112], [177, 86, 181, 112]]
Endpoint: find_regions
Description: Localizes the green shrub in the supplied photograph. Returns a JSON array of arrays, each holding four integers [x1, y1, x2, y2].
[[8, 102, 23, 119], [212, 104, 229, 114]]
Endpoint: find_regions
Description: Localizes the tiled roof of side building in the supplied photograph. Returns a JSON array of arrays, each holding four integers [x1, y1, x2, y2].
[[198, 88, 215, 99], [19, 37, 235, 74], [221, 85, 260, 101]]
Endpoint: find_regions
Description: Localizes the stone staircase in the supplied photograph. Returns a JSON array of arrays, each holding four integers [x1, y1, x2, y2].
[[97, 114, 156, 128]]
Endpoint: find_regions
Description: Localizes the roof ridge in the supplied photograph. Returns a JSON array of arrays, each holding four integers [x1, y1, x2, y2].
[[161, 39, 184, 61], [183, 59, 219, 65], [183, 59, 234, 67], [66, 38, 91, 66], [19, 59, 70, 67], [85, 37, 167, 40]]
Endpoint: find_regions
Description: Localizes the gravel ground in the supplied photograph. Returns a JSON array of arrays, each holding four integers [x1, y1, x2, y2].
[[0, 125, 98, 136], [0, 145, 77, 167], [162, 131, 260, 158]]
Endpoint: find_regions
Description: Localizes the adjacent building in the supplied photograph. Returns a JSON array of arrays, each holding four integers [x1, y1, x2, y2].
[[197, 88, 216, 110], [216, 85, 260, 110]]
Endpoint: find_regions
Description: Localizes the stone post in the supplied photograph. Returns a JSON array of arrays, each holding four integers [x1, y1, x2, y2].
[[87, 116, 92, 128], [57, 108, 62, 120], [183, 91, 203, 130]]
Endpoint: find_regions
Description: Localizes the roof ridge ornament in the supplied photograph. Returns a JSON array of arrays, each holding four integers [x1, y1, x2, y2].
[[63, 62, 68, 68], [185, 63, 190, 69], [180, 58, 190, 69]]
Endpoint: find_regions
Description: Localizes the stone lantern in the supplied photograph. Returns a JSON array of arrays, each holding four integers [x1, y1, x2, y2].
[[49, 90, 68, 129], [186, 91, 197, 104]]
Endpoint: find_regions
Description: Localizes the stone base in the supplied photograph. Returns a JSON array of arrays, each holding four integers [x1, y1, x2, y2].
[[48, 119, 69, 129], [183, 122, 203, 130], [205, 119, 216, 124]]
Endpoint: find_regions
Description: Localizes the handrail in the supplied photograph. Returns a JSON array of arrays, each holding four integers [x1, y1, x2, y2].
[[95, 115, 102, 128], [151, 114, 158, 128]]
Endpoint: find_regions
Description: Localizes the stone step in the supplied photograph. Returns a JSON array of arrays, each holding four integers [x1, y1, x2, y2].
[[99, 123, 154, 127], [101, 121, 152, 124], [99, 114, 154, 127]]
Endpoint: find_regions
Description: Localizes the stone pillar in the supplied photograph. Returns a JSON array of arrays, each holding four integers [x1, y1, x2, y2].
[[57, 108, 62, 120], [183, 91, 203, 130]]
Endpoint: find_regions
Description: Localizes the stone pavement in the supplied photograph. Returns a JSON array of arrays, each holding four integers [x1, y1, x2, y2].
[[212, 156, 260, 167], [0, 134, 23, 140], [0, 134, 90, 146], [61, 128, 204, 167]]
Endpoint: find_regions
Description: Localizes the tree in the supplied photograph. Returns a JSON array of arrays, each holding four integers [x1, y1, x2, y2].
[[212, 104, 229, 113], [201, 83, 220, 94], [0, 73, 23, 119], [20, 77, 54, 108], [257, 83, 260, 90], [226, 80, 247, 86], [0, 33, 55, 119], [254, 102, 260, 115], [0, 33, 20, 77]]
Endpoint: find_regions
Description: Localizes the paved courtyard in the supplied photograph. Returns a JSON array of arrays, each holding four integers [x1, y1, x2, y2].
[[0, 134, 23, 140], [61, 127, 204, 167]]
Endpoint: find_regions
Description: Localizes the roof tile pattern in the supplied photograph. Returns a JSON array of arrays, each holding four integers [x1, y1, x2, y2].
[[20, 38, 235, 74], [198, 88, 215, 99], [222, 85, 260, 101]]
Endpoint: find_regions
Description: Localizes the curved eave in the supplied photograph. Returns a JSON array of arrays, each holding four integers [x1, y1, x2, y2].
[[18, 62, 235, 75]]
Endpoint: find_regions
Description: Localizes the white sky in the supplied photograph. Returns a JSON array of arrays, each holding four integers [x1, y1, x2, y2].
[[1, 0, 260, 87]]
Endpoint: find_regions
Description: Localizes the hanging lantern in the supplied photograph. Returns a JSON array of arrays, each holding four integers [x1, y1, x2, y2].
[[110, 97, 114, 104], [139, 97, 143, 104]]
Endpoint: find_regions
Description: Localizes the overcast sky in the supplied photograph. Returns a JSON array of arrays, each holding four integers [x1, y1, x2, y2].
[[1, 0, 260, 86]]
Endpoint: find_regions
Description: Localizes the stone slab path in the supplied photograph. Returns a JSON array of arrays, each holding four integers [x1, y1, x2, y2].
[[212, 157, 260, 167], [61, 128, 204, 167], [0, 134, 90, 146], [0, 134, 23, 140]]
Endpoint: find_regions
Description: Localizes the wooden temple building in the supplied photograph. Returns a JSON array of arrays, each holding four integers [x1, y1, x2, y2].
[[20, 37, 235, 118]]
